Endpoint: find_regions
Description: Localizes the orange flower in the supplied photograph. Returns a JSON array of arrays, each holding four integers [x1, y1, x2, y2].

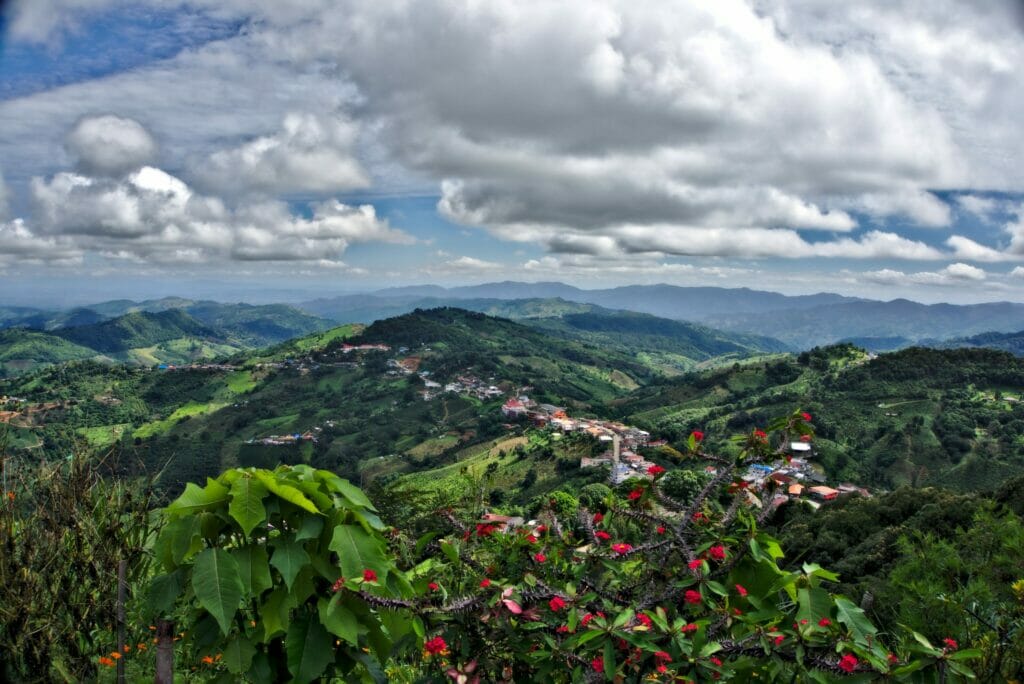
[[201, 656, 215, 665], [137, 643, 147, 651], [6, 491, 13, 501], [123, 645, 131, 653], [109, 652, 122, 660], [98, 656, 115, 667]]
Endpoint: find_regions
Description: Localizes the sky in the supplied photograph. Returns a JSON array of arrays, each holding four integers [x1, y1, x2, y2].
[[1, 0, 1024, 307]]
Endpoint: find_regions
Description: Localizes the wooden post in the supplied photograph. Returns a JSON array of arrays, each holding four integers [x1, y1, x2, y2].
[[116, 560, 127, 684], [155, 620, 174, 684]]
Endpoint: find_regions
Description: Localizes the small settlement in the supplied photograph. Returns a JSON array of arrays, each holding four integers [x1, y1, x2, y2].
[[503, 397, 871, 512]]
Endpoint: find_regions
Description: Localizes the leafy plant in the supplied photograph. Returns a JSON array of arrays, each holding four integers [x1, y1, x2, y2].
[[150, 465, 413, 682]]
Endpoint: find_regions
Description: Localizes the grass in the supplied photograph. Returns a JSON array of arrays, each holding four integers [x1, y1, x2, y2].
[[225, 370, 257, 394], [289, 324, 363, 352], [77, 423, 131, 448], [134, 401, 228, 438]]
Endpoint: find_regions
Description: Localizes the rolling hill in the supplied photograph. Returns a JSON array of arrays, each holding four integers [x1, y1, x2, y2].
[[0, 329, 98, 378]]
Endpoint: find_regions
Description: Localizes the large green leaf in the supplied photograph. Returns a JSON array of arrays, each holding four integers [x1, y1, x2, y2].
[[795, 586, 832, 626], [223, 633, 257, 675], [329, 524, 389, 581], [259, 588, 294, 642], [318, 594, 358, 646], [286, 611, 333, 684], [232, 545, 273, 598], [147, 570, 183, 615], [270, 537, 310, 591], [834, 596, 877, 647], [325, 474, 378, 512], [167, 478, 230, 516], [255, 471, 320, 514], [192, 548, 244, 636], [154, 516, 203, 570], [228, 475, 268, 537]]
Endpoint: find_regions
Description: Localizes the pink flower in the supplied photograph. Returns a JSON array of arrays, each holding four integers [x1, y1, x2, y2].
[[692, 430, 704, 442], [362, 569, 378, 583], [593, 512, 604, 523], [526, 534, 538, 544], [708, 545, 726, 561], [480, 578, 491, 588], [688, 558, 703, 570], [534, 553, 547, 563], [657, 526, 666, 535], [773, 635, 784, 646], [681, 622, 698, 633], [591, 657, 604, 673], [595, 530, 611, 541], [648, 465, 666, 476], [427, 582, 439, 592], [735, 584, 747, 597], [684, 589, 702, 604], [611, 543, 633, 554], [801, 412, 812, 421], [838, 654, 858, 674], [548, 596, 567, 611], [818, 617, 831, 627], [332, 577, 345, 592]]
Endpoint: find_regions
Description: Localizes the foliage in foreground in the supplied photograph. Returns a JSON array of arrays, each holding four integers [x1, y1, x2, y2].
[[154, 412, 994, 682], [0, 455, 155, 682]]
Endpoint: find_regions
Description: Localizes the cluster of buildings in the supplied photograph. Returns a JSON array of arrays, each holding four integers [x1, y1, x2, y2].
[[727, 441, 871, 511], [155, 362, 240, 372], [244, 429, 319, 446]]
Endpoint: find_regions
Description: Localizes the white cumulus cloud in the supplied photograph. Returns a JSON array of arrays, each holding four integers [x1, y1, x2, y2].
[[65, 114, 159, 176]]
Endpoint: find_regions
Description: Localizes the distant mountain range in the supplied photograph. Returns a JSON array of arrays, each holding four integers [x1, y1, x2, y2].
[[301, 282, 1024, 349], [0, 300, 334, 377]]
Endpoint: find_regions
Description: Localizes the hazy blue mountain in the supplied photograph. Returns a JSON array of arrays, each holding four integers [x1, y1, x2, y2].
[[708, 299, 1024, 348], [934, 329, 1024, 355]]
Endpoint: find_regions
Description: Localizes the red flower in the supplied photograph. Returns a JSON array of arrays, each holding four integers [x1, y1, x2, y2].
[[733, 607, 743, 616], [534, 552, 547, 563], [595, 530, 611, 540], [684, 589, 702, 604], [887, 653, 899, 665], [735, 584, 747, 597], [943, 638, 958, 650], [692, 430, 704, 442], [818, 617, 831, 627], [654, 651, 671, 661], [710, 656, 723, 666], [688, 558, 703, 570], [681, 622, 698, 633], [548, 597, 567, 611], [556, 625, 570, 634], [536, 525, 547, 533], [526, 534, 538, 543], [799, 434, 812, 442], [753, 429, 767, 440], [480, 578, 491, 588], [581, 613, 595, 626], [838, 654, 858, 674], [591, 657, 604, 673], [773, 635, 785, 646], [647, 465, 666, 476], [611, 543, 633, 554], [593, 512, 604, 524], [424, 636, 448, 655], [708, 545, 726, 561], [635, 613, 652, 628], [476, 523, 497, 537], [332, 577, 345, 592], [427, 582, 439, 591], [692, 511, 706, 522], [362, 569, 378, 583], [657, 526, 666, 535], [627, 488, 643, 500]]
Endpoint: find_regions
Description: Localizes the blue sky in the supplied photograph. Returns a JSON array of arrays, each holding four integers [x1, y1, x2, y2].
[[1, 1, 1023, 306]]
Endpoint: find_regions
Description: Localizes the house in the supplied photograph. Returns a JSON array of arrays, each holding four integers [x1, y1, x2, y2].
[[480, 513, 523, 532], [788, 483, 804, 497], [807, 485, 839, 501], [580, 456, 611, 468], [789, 441, 813, 455], [502, 398, 528, 418]]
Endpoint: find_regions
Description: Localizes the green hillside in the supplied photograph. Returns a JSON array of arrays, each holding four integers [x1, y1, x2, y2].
[[0, 329, 98, 378], [53, 310, 221, 353]]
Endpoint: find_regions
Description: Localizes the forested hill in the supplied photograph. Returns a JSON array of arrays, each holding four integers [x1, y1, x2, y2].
[[54, 310, 220, 353], [613, 344, 1024, 492]]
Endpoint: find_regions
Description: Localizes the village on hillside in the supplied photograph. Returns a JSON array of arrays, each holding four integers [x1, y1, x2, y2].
[[502, 396, 871, 512]]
